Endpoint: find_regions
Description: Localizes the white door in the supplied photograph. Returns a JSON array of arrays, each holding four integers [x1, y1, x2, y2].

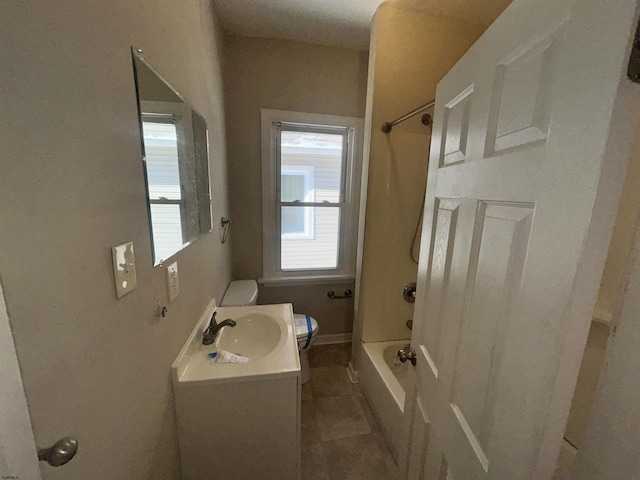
[[0, 281, 41, 479], [404, 0, 640, 478]]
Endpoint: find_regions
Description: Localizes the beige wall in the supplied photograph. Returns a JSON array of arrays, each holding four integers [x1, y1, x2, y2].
[[223, 35, 368, 335], [570, 113, 640, 479], [594, 118, 640, 321], [0, 1, 230, 478], [357, 3, 486, 343]]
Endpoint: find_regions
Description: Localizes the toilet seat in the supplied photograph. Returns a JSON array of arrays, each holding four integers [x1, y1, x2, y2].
[[293, 314, 319, 350]]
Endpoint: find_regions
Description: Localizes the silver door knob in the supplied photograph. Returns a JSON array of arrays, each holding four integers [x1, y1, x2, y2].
[[398, 344, 417, 366], [38, 437, 78, 467]]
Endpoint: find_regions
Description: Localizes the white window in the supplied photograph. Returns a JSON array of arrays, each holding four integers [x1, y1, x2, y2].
[[261, 109, 364, 284]]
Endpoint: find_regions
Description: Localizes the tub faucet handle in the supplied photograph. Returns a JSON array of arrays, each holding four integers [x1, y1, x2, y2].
[[403, 283, 417, 303], [398, 344, 417, 366]]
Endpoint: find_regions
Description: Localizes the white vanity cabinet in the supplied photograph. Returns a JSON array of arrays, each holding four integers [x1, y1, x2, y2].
[[172, 301, 301, 480]]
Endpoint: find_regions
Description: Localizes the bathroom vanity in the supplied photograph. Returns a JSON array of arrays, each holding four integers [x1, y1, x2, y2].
[[172, 301, 301, 480]]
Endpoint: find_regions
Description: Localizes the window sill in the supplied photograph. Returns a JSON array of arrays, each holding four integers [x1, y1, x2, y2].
[[258, 275, 355, 287]]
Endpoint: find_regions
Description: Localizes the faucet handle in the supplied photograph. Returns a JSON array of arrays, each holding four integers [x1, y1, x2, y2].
[[204, 311, 217, 333], [202, 311, 218, 345]]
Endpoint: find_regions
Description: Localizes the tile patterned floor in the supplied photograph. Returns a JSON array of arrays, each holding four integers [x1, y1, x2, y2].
[[302, 343, 399, 480]]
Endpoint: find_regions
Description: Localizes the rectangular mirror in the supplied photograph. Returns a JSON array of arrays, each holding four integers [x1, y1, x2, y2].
[[132, 49, 212, 265]]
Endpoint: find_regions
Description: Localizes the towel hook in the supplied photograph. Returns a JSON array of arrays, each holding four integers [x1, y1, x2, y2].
[[220, 217, 231, 244]]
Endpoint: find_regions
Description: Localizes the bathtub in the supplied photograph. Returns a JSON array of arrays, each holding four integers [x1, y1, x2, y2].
[[357, 340, 410, 461]]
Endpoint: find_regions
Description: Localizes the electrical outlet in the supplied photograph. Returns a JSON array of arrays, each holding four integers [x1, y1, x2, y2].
[[112, 242, 137, 299], [166, 262, 179, 302]]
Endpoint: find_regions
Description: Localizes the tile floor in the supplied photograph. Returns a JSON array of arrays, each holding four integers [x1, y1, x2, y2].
[[302, 343, 399, 480]]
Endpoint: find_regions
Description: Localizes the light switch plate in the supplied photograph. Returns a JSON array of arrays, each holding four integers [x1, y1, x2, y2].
[[112, 242, 137, 299], [166, 261, 179, 302]]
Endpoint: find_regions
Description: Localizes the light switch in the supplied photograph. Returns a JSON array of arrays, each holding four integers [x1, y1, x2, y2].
[[166, 261, 179, 302], [112, 242, 137, 298]]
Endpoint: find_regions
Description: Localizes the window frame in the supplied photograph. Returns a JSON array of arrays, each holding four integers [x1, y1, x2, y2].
[[260, 109, 364, 285]]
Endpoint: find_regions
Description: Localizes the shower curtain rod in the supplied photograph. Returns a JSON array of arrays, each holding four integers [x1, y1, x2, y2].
[[381, 99, 435, 133]]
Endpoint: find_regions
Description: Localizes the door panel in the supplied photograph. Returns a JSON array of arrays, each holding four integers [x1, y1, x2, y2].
[[407, 0, 640, 478], [406, 388, 431, 480], [0, 282, 41, 479], [422, 198, 460, 375], [451, 202, 534, 459], [485, 22, 564, 155], [441, 87, 474, 166]]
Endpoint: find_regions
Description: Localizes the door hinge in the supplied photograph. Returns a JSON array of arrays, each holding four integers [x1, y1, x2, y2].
[[628, 17, 640, 83]]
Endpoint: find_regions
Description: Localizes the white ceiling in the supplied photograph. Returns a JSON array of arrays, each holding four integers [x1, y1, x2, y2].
[[212, 0, 513, 51]]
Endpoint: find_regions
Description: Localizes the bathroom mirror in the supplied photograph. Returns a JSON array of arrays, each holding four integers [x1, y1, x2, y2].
[[132, 49, 212, 265]]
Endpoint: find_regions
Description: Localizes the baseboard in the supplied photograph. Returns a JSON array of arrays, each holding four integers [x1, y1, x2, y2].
[[346, 361, 359, 384], [314, 332, 352, 345]]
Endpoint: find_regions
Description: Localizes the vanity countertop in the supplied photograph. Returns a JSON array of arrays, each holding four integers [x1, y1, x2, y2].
[[171, 300, 301, 387]]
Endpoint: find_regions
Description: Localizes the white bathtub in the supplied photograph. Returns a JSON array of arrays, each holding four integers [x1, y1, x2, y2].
[[357, 340, 410, 461]]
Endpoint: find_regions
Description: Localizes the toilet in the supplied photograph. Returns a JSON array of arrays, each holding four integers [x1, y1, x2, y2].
[[293, 313, 319, 384], [220, 279, 259, 307], [221, 280, 319, 384]]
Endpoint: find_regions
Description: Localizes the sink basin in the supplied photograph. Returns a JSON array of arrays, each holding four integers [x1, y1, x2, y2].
[[172, 301, 300, 385], [216, 311, 286, 360]]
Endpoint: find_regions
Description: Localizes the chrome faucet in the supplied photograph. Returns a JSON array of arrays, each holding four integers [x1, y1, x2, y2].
[[202, 312, 237, 345]]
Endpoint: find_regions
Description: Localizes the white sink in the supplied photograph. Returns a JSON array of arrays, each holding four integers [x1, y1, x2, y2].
[[172, 301, 300, 385], [216, 311, 285, 359]]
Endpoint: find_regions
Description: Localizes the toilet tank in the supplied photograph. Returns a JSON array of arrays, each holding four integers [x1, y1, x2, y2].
[[220, 280, 258, 306]]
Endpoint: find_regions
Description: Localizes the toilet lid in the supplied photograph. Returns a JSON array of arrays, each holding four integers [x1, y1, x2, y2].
[[293, 314, 319, 344]]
